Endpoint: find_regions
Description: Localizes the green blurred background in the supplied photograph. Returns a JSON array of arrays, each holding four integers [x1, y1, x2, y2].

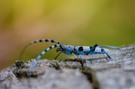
[[0, 0, 135, 69]]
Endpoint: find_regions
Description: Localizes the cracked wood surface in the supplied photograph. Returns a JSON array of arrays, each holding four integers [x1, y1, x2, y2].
[[0, 45, 135, 89]]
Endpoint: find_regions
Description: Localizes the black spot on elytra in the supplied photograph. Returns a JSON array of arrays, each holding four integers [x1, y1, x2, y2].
[[90, 46, 92, 49], [79, 46, 83, 51]]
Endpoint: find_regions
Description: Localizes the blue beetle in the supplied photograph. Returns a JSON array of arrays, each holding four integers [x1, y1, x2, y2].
[[20, 39, 112, 74]]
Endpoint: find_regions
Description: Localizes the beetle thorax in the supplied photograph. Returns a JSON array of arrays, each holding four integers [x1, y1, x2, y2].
[[57, 44, 74, 54]]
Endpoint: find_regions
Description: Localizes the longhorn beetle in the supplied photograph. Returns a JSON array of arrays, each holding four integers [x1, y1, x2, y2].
[[20, 39, 112, 74]]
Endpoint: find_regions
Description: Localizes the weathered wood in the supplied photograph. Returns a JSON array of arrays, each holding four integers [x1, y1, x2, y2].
[[0, 45, 135, 89]]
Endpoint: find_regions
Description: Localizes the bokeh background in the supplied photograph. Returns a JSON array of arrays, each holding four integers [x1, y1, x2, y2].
[[0, 0, 135, 69]]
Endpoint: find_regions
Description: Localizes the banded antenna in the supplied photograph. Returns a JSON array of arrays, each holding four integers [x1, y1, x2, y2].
[[29, 43, 60, 74], [19, 39, 60, 60], [36, 43, 60, 60]]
